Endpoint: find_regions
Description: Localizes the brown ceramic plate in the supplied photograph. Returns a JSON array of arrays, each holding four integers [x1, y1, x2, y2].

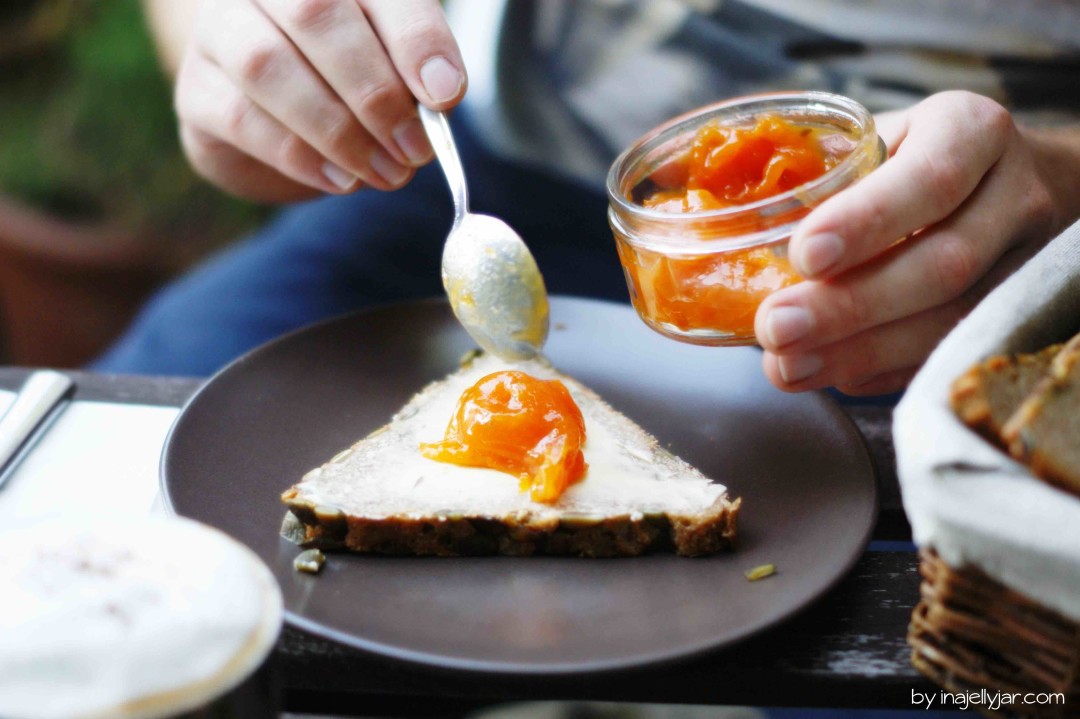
[[161, 296, 876, 674]]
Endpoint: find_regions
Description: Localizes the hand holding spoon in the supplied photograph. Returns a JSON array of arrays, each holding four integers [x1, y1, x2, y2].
[[418, 106, 549, 361]]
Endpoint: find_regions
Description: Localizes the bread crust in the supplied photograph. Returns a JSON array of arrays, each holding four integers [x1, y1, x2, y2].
[[281, 492, 739, 558]]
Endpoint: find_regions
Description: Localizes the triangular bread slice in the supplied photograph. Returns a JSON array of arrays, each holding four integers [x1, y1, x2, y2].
[[281, 353, 739, 557]]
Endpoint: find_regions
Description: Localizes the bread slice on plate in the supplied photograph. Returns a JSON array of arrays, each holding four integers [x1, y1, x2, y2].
[[950, 343, 1061, 447], [1002, 334, 1080, 498], [281, 353, 740, 557]]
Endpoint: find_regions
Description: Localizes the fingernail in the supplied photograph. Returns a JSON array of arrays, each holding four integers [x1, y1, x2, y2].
[[778, 354, 824, 384], [322, 161, 358, 191], [420, 56, 464, 103], [798, 233, 845, 277], [393, 118, 432, 166], [369, 147, 410, 187], [765, 306, 813, 348]]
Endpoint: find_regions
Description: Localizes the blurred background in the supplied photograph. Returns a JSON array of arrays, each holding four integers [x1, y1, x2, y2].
[[0, 0, 267, 368]]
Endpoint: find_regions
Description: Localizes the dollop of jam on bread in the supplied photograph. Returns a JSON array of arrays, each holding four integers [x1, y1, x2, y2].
[[421, 370, 588, 503]]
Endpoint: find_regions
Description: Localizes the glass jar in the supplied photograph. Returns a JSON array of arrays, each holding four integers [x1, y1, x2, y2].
[[606, 91, 887, 346]]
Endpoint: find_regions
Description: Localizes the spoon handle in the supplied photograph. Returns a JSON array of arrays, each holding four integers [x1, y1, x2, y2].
[[418, 105, 468, 225]]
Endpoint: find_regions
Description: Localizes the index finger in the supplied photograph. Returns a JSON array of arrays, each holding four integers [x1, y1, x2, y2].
[[360, 0, 467, 110], [789, 91, 1014, 279]]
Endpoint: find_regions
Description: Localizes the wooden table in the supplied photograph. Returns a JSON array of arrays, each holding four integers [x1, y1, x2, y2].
[[0, 367, 933, 715]]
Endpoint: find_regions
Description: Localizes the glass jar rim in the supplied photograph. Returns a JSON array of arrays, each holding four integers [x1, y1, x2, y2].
[[606, 91, 883, 251]]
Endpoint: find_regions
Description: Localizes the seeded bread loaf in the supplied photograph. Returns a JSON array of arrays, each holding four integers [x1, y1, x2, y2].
[[1001, 335, 1080, 498], [281, 354, 740, 557], [949, 344, 1061, 448]]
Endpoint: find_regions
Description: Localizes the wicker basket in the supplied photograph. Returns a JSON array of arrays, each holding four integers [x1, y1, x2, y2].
[[909, 549, 1080, 718]]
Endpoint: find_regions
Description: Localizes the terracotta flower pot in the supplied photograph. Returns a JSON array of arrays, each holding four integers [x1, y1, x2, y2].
[[0, 194, 174, 367]]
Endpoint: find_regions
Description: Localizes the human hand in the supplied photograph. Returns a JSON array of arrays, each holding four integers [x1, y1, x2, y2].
[[175, 0, 466, 201], [755, 91, 1080, 395]]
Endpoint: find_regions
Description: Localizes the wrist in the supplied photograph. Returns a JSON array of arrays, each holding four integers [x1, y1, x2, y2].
[[1022, 123, 1080, 234]]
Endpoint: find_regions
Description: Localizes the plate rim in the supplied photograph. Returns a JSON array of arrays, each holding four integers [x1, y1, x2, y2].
[[159, 295, 879, 675]]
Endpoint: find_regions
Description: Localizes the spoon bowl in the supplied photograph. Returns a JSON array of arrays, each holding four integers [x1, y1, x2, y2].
[[418, 106, 549, 360], [442, 213, 549, 359]]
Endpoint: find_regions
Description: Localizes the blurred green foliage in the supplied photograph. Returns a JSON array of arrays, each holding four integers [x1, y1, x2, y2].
[[0, 0, 267, 251]]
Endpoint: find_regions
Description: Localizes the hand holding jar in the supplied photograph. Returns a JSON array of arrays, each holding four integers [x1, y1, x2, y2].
[[757, 91, 1080, 395], [608, 92, 887, 347], [609, 91, 1080, 396]]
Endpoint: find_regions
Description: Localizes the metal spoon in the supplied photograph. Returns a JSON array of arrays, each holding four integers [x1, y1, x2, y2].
[[418, 106, 549, 361]]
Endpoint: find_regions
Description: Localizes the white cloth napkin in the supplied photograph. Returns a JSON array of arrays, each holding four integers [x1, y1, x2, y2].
[[894, 221, 1080, 623], [0, 392, 179, 526]]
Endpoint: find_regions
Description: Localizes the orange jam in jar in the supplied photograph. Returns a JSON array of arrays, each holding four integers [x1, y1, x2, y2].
[[607, 92, 886, 345], [420, 370, 587, 504]]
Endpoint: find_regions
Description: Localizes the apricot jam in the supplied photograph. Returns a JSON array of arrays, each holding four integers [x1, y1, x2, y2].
[[617, 242, 800, 339], [607, 92, 885, 345], [420, 371, 587, 504], [642, 116, 834, 212], [627, 116, 833, 338]]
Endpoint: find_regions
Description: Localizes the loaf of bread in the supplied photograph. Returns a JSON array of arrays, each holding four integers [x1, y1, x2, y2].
[[949, 344, 1061, 447], [281, 354, 740, 557], [951, 332, 1080, 499], [1001, 334, 1080, 497]]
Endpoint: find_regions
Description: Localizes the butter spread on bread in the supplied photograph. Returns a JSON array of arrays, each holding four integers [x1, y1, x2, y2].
[[281, 353, 739, 557]]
